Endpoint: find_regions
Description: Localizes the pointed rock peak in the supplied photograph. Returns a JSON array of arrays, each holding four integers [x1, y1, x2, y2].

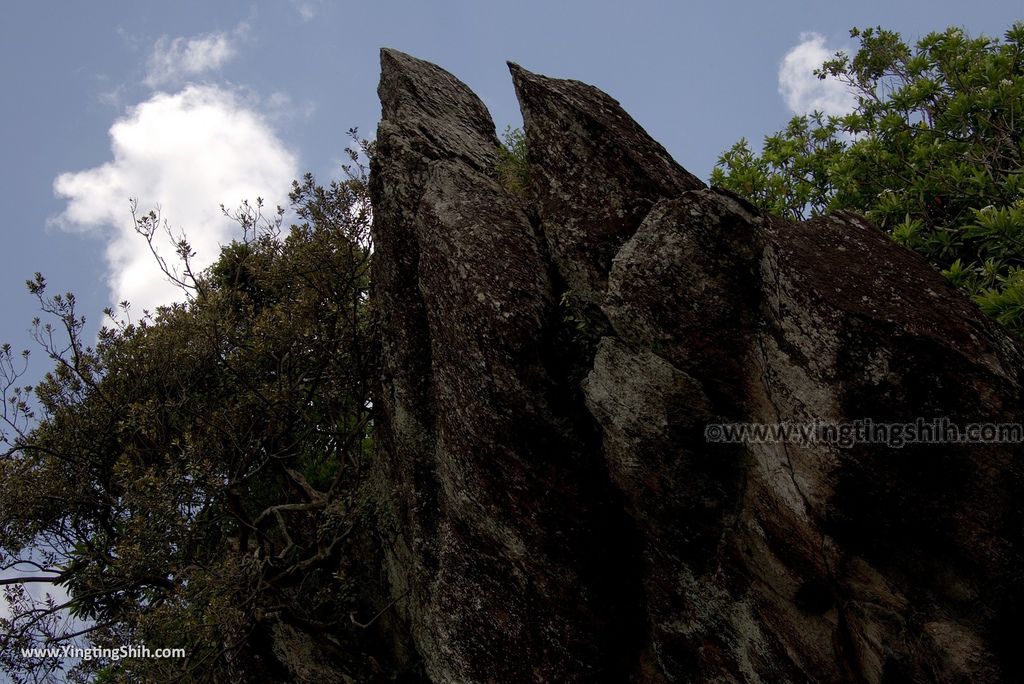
[[508, 62, 703, 195], [507, 62, 704, 301], [378, 48, 500, 170]]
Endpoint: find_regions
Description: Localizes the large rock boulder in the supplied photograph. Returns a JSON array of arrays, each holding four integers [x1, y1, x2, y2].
[[370, 50, 1024, 683], [369, 49, 642, 682]]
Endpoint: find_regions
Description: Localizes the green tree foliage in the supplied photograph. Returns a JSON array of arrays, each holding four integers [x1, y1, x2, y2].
[[496, 125, 530, 195], [0, 136, 395, 682], [712, 22, 1024, 334]]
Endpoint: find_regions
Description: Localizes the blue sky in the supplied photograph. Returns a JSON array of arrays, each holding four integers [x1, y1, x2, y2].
[[1, 1, 1021, 385]]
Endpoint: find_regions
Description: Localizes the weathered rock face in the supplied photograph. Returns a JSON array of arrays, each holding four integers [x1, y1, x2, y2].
[[370, 49, 1024, 683]]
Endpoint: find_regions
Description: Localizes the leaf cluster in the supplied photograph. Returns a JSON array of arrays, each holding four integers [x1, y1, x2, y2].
[[712, 21, 1024, 335], [496, 125, 530, 196]]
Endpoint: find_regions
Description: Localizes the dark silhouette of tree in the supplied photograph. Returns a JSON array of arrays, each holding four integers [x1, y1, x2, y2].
[[1, 135, 397, 683]]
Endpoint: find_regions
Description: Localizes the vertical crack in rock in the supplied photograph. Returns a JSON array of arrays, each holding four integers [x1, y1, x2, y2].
[[371, 51, 1024, 683]]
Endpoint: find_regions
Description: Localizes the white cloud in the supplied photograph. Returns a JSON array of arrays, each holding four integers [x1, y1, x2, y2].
[[53, 85, 298, 313], [97, 82, 126, 109], [144, 23, 248, 89], [290, 0, 320, 21], [264, 91, 317, 121], [778, 32, 857, 116]]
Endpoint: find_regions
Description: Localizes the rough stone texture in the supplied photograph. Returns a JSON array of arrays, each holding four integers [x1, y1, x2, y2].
[[370, 49, 642, 683], [370, 51, 1024, 683], [509, 63, 704, 304]]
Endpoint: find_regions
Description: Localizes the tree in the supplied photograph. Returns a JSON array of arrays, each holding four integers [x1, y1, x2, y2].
[[712, 22, 1024, 334], [0, 135, 403, 683]]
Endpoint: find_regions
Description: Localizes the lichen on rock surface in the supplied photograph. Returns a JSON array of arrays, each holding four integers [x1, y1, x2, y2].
[[370, 49, 1024, 683]]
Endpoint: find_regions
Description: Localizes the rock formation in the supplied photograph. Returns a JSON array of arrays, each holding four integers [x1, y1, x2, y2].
[[370, 48, 1024, 682]]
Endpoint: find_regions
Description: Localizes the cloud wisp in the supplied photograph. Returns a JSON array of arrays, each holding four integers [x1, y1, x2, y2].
[[778, 32, 857, 117], [144, 23, 248, 89], [290, 0, 321, 21], [53, 85, 298, 314]]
